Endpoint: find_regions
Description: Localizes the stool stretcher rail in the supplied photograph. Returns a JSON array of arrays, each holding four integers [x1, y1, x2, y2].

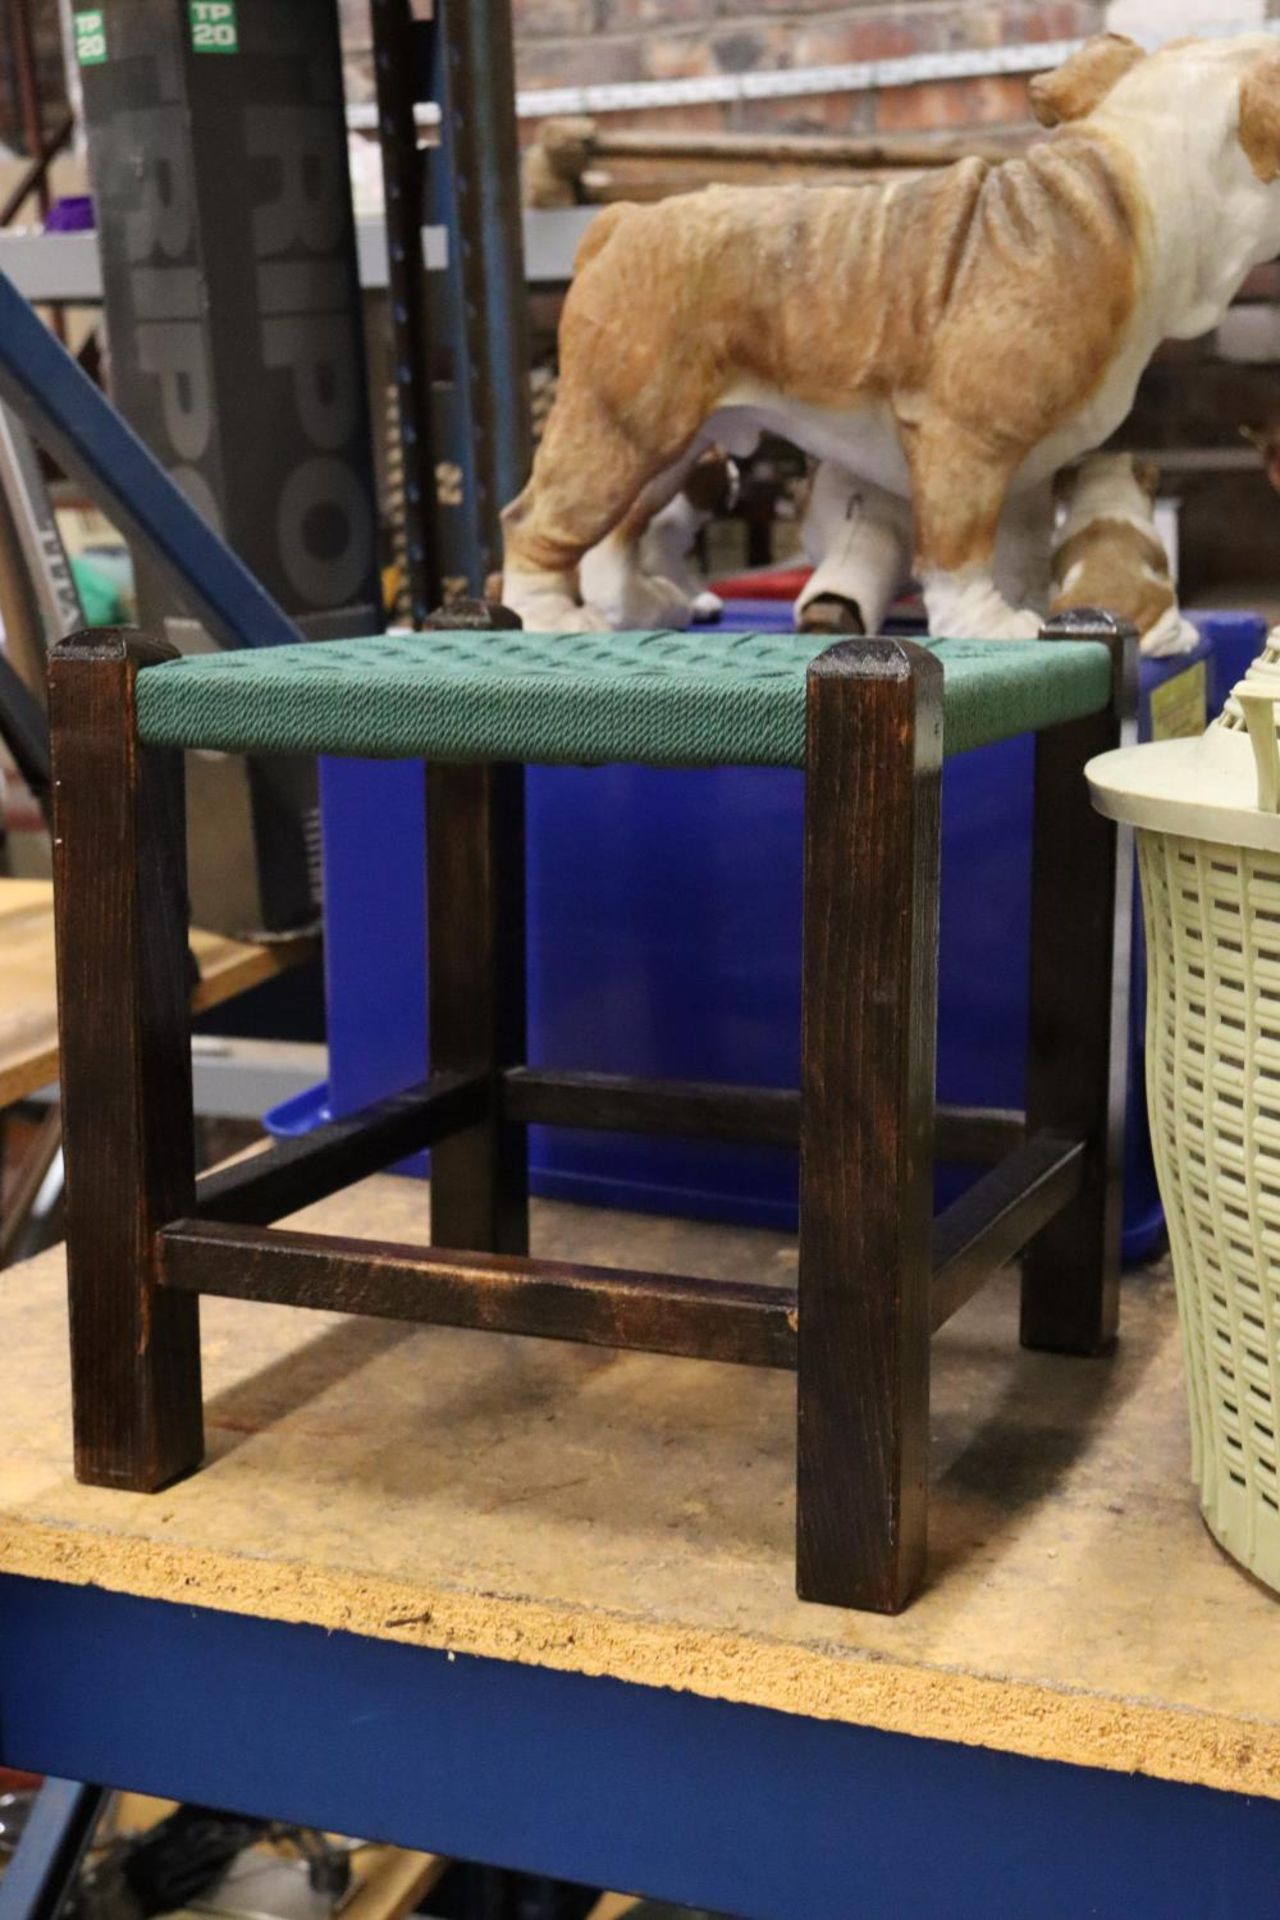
[[503, 1066, 1025, 1164], [196, 1072, 488, 1227], [159, 1219, 801, 1371], [930, 1132, 1087, 1333], [184, 1116, 1082, 1362]]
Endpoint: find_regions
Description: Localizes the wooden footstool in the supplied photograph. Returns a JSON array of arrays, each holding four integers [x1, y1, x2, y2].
[[48, 618, 1132, 1613]]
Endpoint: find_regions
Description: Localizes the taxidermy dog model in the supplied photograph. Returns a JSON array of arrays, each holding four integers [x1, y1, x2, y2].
[[1050, 453, 1197, 657], [503, 33, 1280, 640]]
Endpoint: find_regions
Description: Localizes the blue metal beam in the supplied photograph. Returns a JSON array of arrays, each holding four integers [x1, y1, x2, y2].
[[0, 274, 302, 651], [2, 1576, 1278, 1920]]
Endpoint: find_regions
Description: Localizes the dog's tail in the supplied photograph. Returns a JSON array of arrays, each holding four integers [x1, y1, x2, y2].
[[572, 202, 634, 274]]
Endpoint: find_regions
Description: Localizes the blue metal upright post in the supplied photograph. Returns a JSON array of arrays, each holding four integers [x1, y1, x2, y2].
[[0, 1780, 105, 1920]]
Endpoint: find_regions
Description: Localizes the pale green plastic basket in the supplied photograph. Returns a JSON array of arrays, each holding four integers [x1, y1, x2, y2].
[[1090, 639, 1280, 1594]]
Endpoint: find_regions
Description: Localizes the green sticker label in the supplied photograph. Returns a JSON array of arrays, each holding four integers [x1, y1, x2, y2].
[[189, 0, 238, 52], [73, 9, 107, 65]]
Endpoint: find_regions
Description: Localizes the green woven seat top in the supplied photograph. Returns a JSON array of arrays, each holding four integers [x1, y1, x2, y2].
[[134, 628, 1113, 767]]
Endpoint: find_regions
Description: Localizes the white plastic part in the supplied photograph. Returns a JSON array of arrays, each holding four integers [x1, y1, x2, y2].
[[1087, 630, 1280, 1592], [1239, 686, 1280, 814], [1089, 635, 1280, 853]]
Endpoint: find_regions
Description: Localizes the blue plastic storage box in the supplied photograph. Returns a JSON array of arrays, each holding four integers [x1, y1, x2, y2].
[[279, 608, 1266, 1260]]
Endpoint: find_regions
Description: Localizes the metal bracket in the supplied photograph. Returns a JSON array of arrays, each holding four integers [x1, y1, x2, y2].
[[0, 273, 302, 653]]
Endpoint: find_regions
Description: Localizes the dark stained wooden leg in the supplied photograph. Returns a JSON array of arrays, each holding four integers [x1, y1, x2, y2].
[[49, 630, 202, 1490], [425, 762, 529, 1254], [797, 639, 943, 1613], [1022, 613, 1138, 1355]]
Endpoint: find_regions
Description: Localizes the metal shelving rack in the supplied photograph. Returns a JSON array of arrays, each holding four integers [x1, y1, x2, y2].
[[368, 0, 532, 612]]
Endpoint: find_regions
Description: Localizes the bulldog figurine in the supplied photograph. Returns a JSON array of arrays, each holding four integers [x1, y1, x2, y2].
[[502, 33, 1280, 640]]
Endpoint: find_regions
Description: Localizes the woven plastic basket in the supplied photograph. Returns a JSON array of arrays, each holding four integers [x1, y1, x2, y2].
[[1090, 635, 1280, 1593]]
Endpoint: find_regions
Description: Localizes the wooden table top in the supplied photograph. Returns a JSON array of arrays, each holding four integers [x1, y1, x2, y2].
[[1, 1176, 1277, 1803], [0, 877, 314, 1108]]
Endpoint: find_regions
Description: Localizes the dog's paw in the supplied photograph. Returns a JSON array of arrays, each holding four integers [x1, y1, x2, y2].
[[501, 568, 617, 634], [507, 592, 615, 634], [982, 605, 1045, 642], [616, 572, 695, 630], [923, 569, 1044, 642], [546, 601, 616, 634], [1140, 608, 1200, 658]]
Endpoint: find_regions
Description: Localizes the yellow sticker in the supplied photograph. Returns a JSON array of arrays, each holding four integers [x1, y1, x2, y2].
[[1149, 659, 1207, 742]]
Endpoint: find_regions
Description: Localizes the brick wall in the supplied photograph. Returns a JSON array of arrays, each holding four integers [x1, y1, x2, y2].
[[336, 0, 1112, 137], [339, 1, 1280, 137], [509, 0, 1104, 135]]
